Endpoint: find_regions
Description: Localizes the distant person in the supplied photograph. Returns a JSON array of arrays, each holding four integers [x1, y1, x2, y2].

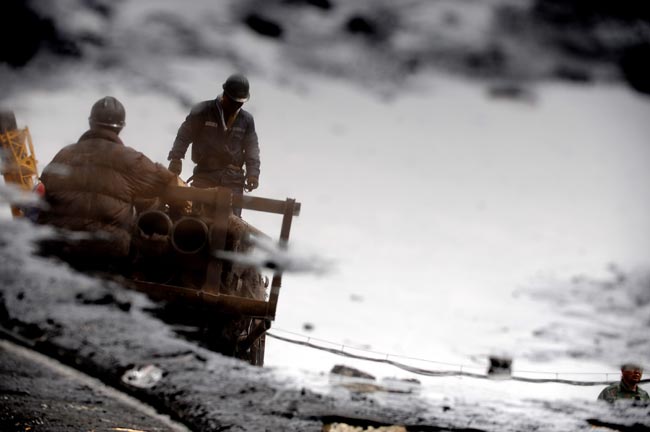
[[38, 96, 176, 272], [166, 73, 260, 216], [598, 363, 649, 403]]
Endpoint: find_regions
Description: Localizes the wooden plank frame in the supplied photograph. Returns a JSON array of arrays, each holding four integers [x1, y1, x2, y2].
[[133, 186, 300, 322]]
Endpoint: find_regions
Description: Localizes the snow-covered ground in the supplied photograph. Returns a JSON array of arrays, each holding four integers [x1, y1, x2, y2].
[[2, 0, 649, 406]]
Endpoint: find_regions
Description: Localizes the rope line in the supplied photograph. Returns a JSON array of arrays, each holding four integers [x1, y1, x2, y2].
[[266, 330, 649, 387], [274, 328, 471, 368]]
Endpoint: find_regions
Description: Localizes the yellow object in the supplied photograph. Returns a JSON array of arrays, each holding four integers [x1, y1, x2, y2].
[[0, 126, 39, 217]]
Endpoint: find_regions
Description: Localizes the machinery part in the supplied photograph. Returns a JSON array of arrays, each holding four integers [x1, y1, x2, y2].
[[137, 210, 173, 237], [250, 332, 266, 366], [130, 281, 272, 317], [237, 319, 270, 358], [222, 74, 250, 102], [89, 96, 126, 129], [171, 216, 208, 254], [209, 214, 266, 252], [127, 190, 301, 366], [162, 185, 301, 216], [133, 210, 173, 256], [0, 111, 39, 217]]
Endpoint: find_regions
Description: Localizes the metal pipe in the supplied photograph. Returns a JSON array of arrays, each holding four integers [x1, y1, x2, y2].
[[171, 216, 209, 254], [136, 210, 173, 237], [133, 210, 173, 256]]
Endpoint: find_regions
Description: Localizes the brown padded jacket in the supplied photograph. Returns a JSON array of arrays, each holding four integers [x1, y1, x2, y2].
[[38, 128, 175, 258]]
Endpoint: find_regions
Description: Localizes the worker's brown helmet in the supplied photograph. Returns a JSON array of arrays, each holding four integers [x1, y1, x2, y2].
[[222, 74, 250, 103], [89, 96, 126, 130]]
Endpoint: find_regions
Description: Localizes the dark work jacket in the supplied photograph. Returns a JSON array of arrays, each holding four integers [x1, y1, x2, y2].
[[598, 381, 650, 403], [167, 98, 260, 186], [38, 128, 175, 258]]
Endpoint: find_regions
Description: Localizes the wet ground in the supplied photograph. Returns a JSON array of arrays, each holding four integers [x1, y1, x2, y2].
[[0, 339, 188, 432], [0, 221, 649, 431]]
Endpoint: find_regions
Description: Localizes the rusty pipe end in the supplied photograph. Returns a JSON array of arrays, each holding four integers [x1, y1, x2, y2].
[[171, 216, 209, 254], [136, 210, 173, 237]]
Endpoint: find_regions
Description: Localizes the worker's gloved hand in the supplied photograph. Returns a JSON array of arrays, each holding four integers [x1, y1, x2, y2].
[[245, 176, 259, 192], [168, 159, 182, 175]]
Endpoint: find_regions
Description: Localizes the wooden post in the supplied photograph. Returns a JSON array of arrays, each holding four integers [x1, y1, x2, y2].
[[267, 198, 296, 319]]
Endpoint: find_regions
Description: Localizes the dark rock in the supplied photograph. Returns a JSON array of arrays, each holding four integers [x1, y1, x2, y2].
[[464, 45, 508, 76], [283, 0, 333, 11], [487, 356, 512, 378], [533, 0, 590, 25], [302, 322, 314, 332], [554, 32, 609, 59], [78, 32, 105, 48], [244, 13, 284, 39], [82, 0, 113, 19], [553, 65, 592, 82], [345, 15, 378, 38], [343, 9, 400, 43], [619, 43, 650, 95], [74, 291, 131, 312], [403, 57, 420, 74], [384, 377, 421, 386], [533, 0, 650, 24], [330, 364, 375, 380], [144, 13, 209, 56], [75, 292, 115, 306], [487, 83, 535, 102], [18, 323, 47, 341], [0, 292, 8, 322], [116, 301, 131, 312], [0, 0, 81, 67], [588, 419, 650, 431]]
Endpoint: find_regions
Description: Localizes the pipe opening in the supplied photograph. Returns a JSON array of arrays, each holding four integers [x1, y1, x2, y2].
[[172, 217, 208, 254], [136, 211, 172, 237]]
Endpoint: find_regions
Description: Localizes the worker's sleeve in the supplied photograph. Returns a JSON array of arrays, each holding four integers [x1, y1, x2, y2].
[[167, 111, 197, 161], [243, 116, 260, 178], [596, 387, 614, 403], [126, 150, 177, 199]]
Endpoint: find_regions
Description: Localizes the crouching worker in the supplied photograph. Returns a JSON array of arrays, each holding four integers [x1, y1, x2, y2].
[[37, 96, 176, 274]]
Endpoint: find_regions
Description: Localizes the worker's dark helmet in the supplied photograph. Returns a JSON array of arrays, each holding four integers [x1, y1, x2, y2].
[[222, 74, 250, 103], [89, 96, 126, 130]]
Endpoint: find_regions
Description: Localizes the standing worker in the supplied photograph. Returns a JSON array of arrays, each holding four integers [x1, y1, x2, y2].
[[166, 74, 260, 216], [38, 96, 177, 272]]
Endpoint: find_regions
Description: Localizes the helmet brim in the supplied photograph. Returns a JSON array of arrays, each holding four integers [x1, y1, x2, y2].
[[89, 118, 125, 129], [224, 91, 250, 103]]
